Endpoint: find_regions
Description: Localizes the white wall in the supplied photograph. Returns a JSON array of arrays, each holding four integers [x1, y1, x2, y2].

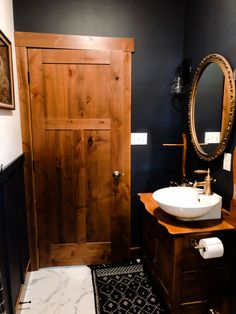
[[0, 0, 22, 168]]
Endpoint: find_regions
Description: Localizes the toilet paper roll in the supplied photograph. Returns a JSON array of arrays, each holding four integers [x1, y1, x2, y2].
[[198, 237, 224, 259]]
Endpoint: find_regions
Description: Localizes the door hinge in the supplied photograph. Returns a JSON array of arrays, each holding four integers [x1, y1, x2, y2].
[[27, 71, 30, 85]]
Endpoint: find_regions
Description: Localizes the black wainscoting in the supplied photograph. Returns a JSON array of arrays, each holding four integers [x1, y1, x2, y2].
[[0, 154, 29, 314]]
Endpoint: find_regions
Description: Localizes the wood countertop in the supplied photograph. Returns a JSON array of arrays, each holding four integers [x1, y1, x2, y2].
[[138, 193, 235, 235]]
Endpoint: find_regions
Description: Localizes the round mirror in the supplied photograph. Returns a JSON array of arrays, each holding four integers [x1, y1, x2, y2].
[[189, 54, 235, 161]]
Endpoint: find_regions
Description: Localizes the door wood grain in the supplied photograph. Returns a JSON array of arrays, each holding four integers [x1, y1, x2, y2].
[[15, 33, 133, 268]]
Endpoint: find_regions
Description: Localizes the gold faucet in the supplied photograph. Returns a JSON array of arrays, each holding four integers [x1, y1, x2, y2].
[[193, 168, 214, 195]]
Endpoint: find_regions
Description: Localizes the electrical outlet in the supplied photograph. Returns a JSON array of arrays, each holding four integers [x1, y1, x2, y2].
[[204, 132, 220, 144], [223, 153, 231, 171], [131, 133, 148, 145]]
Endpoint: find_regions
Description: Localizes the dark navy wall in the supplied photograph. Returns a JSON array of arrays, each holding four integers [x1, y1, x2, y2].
[[184, 0, 236, 210], [13, 0, 186, 246]]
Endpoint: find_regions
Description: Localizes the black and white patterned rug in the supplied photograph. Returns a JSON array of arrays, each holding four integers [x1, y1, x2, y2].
[[90, 261, 167, 314]]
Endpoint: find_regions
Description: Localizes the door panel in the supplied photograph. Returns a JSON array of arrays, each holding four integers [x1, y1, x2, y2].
[[43, 63, 111, 119], [45, 130, 75, 244], [84, 130, 111, 242], [28, 47, 130, 267]]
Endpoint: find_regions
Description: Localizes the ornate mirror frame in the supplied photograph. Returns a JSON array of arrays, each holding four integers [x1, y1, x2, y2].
[[188, 54, 235, 161]]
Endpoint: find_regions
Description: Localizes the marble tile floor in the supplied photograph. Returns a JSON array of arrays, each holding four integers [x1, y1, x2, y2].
[[16, 265, 96, 314]]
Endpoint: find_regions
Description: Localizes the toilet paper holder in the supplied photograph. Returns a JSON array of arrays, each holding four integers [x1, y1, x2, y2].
[[190, 238, 206, 251]]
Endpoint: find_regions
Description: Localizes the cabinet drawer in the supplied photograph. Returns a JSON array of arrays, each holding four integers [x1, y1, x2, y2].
[[180, 232, 232, 271], [179, 301, 210, 314], [181, 267, 227, 302], [180, 299, 227, 314]]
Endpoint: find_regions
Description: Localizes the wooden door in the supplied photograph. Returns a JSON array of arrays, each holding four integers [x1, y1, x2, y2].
[[26, 46, 131, 267]]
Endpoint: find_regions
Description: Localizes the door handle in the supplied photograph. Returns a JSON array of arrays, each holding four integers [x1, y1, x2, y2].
[[113, 171, 120, 180]]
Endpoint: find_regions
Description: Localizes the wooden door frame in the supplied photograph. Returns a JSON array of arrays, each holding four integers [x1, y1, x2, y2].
[[15, 31, 134, 270]]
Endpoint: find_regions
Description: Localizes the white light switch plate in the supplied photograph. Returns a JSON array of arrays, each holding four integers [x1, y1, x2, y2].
[[204, 132, 220, 144], [131, 133, 148, 145], [223, 153, 232, 171]]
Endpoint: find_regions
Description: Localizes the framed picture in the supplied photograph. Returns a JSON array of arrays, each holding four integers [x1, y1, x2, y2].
[[0, 30, 15, 109]]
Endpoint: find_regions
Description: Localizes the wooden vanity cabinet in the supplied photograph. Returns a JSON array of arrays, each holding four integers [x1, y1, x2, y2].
[[140, 194, 235, 314]]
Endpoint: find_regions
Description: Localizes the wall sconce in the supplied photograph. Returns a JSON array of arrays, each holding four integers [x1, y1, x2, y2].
[[171, 58, 192, 96], [171, 68, 185, 95], [171, 58, 192, 112]]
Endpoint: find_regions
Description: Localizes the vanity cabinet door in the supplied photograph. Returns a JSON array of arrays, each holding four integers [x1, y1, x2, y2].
[[156, 240, 173, 309], [142, 211, 158, 278], [142, 210, 173, 311]]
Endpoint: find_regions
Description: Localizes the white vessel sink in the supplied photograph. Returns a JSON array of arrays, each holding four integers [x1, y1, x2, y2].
[[152, 186, 222, 221]]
